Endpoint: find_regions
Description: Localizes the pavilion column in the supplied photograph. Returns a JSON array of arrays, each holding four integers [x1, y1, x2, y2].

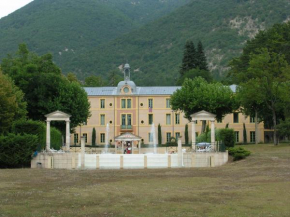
[[211, 120, 215, 152], [131, 141, 133, 154], [46, 120, 51, 151], [191, 121, 196, 151], [115, 141, 117, 153], [65, 120, 70, 151], [138, 141, 141, 154], [122, 142, 124, 154]]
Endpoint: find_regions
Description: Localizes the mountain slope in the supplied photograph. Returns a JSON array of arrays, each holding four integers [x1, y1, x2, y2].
[[71, 0, 290, 85], [0, 0, 189, 69]]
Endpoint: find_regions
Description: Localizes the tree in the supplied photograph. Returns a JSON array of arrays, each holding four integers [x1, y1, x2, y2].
[[108, 69, 123, 86], [171, 77, 236, 128], [196, 41, 208, 71], [92, 127, 96, 146], [176, 68, 212, 85], [185, 124, 189, 145], [179, 40, 196, 76], [243, 123, 247, 144], [84, 75, 106, 87], [238, 49, 290, 145], [158, 124, 162, 145], [0, 71, 27, 133], [67, 72, 80, 84], [1, 44, 91, 131]]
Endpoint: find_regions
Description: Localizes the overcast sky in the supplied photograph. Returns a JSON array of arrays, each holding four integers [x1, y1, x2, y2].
[[0, 0, 34, 19]]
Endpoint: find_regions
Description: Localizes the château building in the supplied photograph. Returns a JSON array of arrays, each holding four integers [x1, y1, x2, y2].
[[71, 64, 266, 146]]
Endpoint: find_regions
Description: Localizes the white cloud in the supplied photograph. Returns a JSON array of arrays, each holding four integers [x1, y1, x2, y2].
[[0, 0, 34, 19]]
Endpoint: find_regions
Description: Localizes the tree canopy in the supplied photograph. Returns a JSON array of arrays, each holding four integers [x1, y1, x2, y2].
[[1, 44, 91, 131], [171, 77, 236, 122], [0, 70, 27, 133]]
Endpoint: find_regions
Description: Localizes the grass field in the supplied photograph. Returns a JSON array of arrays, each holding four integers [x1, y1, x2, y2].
[[0, 144, 290, 217]]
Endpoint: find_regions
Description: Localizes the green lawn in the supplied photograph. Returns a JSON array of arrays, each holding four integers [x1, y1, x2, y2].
[[0, 144, 290, 217]]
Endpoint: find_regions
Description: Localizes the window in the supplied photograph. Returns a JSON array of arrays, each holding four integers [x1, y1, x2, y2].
[[100, 114, 105, 126], [166, 98, 170, 108], [83, 133, 87, 143], [149, 133, 153, 143], [127, 99, 131, 108], [250, 116, 255, 123], [121, 114, 131, 126], [148, 99, 153, 108], [166, 114, 171, 125], [148, 114, 153, 125], [121, 99, 126, 108], [175, 132, 180, 139], [175, 113, 180, 125], [250, 131, 255, 143], [234, 131, 239, 143], [233, 113, 239, 123], [121, 99, 131, 108], [74, 134, 78, 144], [100, 133, 105, 143], [100, 99, 105, 109], [166, 132, 171, 143]]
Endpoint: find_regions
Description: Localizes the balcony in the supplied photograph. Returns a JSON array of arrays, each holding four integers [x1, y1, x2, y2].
[[121, 125, 133, 131]]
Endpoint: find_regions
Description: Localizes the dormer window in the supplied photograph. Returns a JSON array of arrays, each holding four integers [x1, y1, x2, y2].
[[123, 87, 129, 93]]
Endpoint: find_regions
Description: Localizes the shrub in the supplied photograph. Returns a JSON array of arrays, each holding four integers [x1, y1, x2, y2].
[[219, 128, 235, 148], [12, 119, 62, 150], [228, 147, 251, 161], [0, 133, 38, 168]]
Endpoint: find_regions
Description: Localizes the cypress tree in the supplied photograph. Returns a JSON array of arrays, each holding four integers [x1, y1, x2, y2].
[[243, 123, 247, 144], [158, 124, 162, 145], [92, 127, 96, 146], [185, 124, 189, 145], [196, 41, 208, 71], [179, 40, 196, 76]]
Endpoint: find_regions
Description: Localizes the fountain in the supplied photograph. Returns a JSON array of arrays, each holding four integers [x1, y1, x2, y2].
[[150, 123, 157, 154]]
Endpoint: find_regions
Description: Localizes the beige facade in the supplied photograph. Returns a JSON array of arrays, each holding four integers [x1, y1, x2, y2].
[[71, 89, 264, 146]]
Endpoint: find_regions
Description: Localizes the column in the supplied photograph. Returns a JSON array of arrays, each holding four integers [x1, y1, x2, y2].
[[122, 141, 124, 154], [81, 136, 85, 169], [131, 141, 133, 154], [46, 120, 51, 151], [211, 120, 215, 152], [191, 121, 196, 151], [115, 141, 117, 154], [66, 120, 70, 151], [138, 141, 141, 154], [178, 137, 182, 167]]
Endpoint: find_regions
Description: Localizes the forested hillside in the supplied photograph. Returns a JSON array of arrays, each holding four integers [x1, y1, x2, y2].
[[72, 0, 290, 85], [0, 0, 189, 73], [0, 0, 290, 85]]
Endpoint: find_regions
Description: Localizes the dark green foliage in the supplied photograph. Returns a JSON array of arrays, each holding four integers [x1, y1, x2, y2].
[[84, 75, 106, 87], [1, 44, 91, 131], [225, 123, 229, 128], [196, 41, 208, 71], [185, 124, 189, 145], [277, 119, 290, 138], [0, 133, 38, 168], [180, 40, 197, 76], [12, 119, 62, 150], [228, 147, 251, 161], [219, 128, 235, 148], [176, 68, 212, 85], [108, 70, 123, 86], [158, 124, 162, 145], [243, 123, 247, 144], [92, 127, 96, 147]]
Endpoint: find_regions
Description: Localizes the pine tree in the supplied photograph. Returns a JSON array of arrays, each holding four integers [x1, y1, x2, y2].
[[158, 124, 162, 145], [179, 40, 196, 76], [185, 124, 189, 145], [243, 123, 247, 144], [92, 127, 96, 146], [196, 41, 208, 71]]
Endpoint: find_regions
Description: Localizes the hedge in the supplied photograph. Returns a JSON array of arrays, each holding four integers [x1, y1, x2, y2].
[[12, 119, 62, 150], [0, 133, 38, 168]]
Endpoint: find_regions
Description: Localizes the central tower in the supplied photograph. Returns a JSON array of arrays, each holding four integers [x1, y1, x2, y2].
[[124, 63, 130, 81]]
